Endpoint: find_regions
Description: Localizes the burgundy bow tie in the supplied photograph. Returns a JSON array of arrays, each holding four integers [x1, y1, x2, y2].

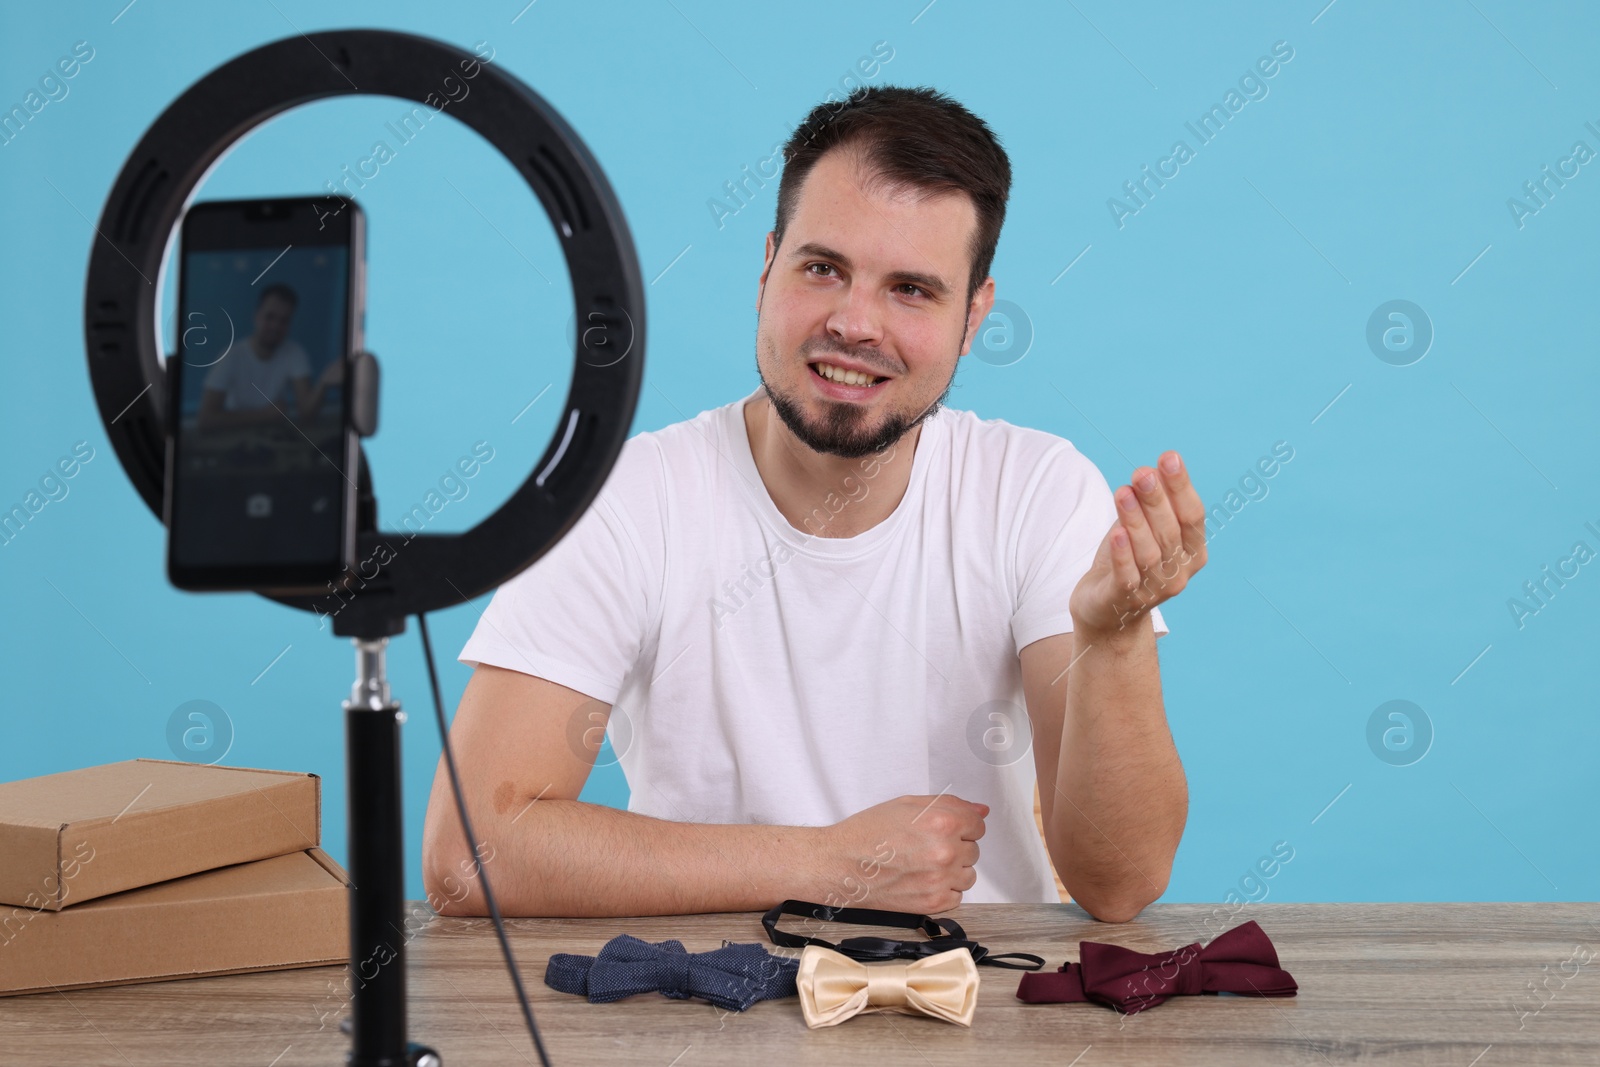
[[1015, 920, 1298, 1014]]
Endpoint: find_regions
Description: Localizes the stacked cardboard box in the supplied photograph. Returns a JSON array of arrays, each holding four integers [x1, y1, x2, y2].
[[0, 758, 349, 997]]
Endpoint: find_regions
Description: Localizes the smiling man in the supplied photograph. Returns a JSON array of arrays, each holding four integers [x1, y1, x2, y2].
[[423, 86, 1204, 921]]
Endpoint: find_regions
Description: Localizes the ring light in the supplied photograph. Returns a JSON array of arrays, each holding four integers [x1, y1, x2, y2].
[[84, 27, 645, 638], [80, 29, 645, 1066]]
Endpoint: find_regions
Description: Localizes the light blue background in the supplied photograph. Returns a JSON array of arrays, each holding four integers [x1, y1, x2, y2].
[[2, 0, 1595, 908]]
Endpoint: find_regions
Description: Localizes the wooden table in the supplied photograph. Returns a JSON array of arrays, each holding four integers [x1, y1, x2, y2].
[[7, 902, 1598, 1065]]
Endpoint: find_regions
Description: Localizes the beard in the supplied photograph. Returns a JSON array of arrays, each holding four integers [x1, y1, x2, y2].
[[756, 334, 959, 460]]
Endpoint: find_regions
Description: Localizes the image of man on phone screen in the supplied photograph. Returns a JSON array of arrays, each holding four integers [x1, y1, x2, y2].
[[196, 282, 341, 432]]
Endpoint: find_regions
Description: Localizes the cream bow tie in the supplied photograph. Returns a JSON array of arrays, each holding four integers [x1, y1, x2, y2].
[[796, 944, 979, 1028]]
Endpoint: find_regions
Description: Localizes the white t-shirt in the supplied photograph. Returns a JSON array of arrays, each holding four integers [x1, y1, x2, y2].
[[458, 384, 1167, 904], [201, 336, 311, 411]]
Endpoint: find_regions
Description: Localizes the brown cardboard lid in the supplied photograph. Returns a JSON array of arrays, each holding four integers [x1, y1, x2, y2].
[[61, 847, 350, 909], [0, 758, 317, 828], [0, 758, 321, 911]]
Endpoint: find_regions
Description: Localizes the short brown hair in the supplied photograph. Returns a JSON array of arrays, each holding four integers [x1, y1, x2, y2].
[[258, 282, 298, 308], [772, 85, 1012, 303]]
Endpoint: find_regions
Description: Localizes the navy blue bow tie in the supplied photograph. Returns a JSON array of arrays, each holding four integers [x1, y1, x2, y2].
[[544, 935, 799, 1012]]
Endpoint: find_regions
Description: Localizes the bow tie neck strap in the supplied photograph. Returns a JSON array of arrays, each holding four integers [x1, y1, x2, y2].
[[764, 899, 961, 949], [763, 898, 1044, 971]]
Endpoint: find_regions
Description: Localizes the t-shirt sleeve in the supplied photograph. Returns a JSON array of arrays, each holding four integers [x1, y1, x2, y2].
[[283, 341, 311, 380], [1010, 443, 1168, 654], [456, 437, 662, 705], [201, 352, 234, 394]]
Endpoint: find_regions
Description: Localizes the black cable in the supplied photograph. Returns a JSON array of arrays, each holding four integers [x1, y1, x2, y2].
[[417, 611, 554, 1067]]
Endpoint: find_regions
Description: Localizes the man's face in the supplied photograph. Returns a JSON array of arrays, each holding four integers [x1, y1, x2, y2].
[[755, 149, 995, 459], [253, 294, 294, 353]]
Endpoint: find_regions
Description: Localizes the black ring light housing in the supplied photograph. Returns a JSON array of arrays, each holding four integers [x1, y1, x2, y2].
[[80, 29, 645, 1065], [84, 27, 644, 639]]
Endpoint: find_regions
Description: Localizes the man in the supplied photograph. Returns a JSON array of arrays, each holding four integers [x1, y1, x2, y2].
[[423, 86, 1204, 921], [196, 283, 340, 431]]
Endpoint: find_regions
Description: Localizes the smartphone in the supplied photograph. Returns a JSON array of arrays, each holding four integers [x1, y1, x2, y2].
[[164, 196, 366, 593]]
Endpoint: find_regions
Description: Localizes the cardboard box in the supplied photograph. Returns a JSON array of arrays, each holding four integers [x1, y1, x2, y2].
[[0, 758, 320, 911], [0, 848, 350, 997]]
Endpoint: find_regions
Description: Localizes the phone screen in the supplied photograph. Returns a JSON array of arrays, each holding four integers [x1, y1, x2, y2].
[[166, 198, 362, 592]]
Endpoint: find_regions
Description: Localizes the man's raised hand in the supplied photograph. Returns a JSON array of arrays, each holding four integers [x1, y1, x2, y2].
[[1069, 450, 1207, 634]]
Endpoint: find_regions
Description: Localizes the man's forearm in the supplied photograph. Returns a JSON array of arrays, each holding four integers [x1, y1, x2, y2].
[[298, 383, 332, 422], [1048, 613, 1188, 922], [426, 796, 850, 918]]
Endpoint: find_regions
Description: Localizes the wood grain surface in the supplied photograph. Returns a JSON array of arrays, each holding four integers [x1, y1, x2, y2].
[[5, 901, 1598, 1065]]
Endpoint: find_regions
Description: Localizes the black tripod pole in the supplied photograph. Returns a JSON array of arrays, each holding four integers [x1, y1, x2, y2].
[[343, 635, 440, 1067]]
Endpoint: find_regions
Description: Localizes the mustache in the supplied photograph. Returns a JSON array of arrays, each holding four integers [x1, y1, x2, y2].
[[802, 339, 896, 377]]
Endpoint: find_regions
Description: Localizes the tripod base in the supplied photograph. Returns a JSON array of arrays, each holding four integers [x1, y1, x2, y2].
[[337, 1020, 440, 1067]]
